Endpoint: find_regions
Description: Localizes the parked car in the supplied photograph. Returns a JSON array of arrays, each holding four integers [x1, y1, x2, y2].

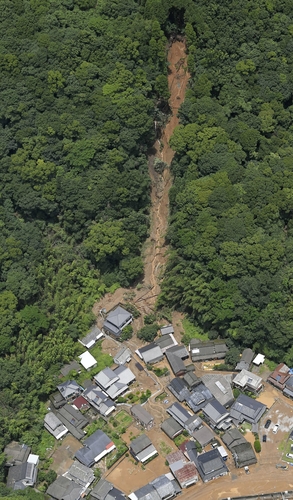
[[264, 419, 271, 429], [262, 435, 267, 442], [286, 453, 293, 459], [273, 424, 279, 434]]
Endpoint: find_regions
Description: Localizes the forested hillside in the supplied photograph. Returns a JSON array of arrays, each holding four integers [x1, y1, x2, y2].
[[0, 0, 172, 447], [158, 0, 293, 363]]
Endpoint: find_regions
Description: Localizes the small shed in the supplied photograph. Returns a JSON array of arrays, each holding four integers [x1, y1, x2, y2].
[[131, 405, 154, 429], [253, 354, 265, 366], [79, 352, 97, 371]]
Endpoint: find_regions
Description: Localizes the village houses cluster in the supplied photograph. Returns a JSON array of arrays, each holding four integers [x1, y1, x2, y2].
[[4, 304, 293, 499]]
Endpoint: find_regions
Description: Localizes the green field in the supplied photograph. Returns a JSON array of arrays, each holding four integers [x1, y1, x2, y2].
[[181, 319, 209, 344]]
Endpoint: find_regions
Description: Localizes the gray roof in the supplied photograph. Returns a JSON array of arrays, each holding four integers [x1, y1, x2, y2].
[[63, 460, 95, 488], [114, 346, 132, 365], [193, 426, 215, 447], [55, 405, 88, 440], [195, 449, 228, 482], [230, 394, 266, 424], [233, 369, 263, 391], [60, 361, 81, 377], [130, 434, 152, 455], [161, 417, 183, 439], [167, 402, 190, 426], [83, 385, 115, 415], [232, 442, 257, 467], [132, 484, 161, 500], [113, 365, 135, 385], [190, 340, 228, 362], [103, 306, 132, 336], [183, 372, 201, 389], [167, 345, 189, 359], [44, 412, 68, 439], [150, 474, 176, 499], [201, 374, 234, 407], [91, 479, 126, 500], [185, 383, 213, 413], [47, 476, 83, 500], [131, 405, 153, 426], [235, 348, 255, 371], [184, 415, 203, 433], [94, 368, 119, 390], [4, 442, 30, 467], [50, 391, 66, 409], [222, 428, 246, 449], [75, 430, 114, 467], [7, 462, 37, 490], [202, 399, 229, 426], [160, 325, 174, 335], [165, 352, 186, 375], [57, 380, 82, 399], [106, 381, 128, 399], [155, 334, 176, 351], [168, 378, 190, 402], [139, 343, 164, 364], [79, 326, 102, 347]]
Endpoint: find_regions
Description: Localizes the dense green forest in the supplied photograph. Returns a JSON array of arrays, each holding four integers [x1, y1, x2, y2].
[[158, 0, 293, 364]]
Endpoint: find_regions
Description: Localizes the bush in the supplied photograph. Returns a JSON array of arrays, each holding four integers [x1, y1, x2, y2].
[[123, 303, 140, 318], [137, 324, 159, 342], [233, 388, 241, 399], [254, 440, 261, 453], [213, 363, 230, 371], [144, 314, 157, 325], [119, 325, 133, 341]]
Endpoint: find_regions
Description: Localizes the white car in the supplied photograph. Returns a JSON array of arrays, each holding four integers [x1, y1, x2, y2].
[[273, 424, 279, 434]]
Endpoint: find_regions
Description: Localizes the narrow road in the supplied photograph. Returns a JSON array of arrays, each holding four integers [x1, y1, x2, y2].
[[143, 41, 190, 308]]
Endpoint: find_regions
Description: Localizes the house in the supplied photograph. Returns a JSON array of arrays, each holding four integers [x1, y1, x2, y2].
[[230, 394, 266, 425], [79, 326, 103, 349], [107, 382, 129, 400], [60, 361, 81, 377], [161, 417, 183, 439], [63, 460, 95, 489], [189, 340, 228, 362], [233, 370, 263, 393], [202, 374, 234, 408], [195, 449, 229, 482], [137, 343, 164, 364], [83, 385, 116, 416], [166, 450, 198, 488], [160, 325, 174, 336], [44, 412, 68, 440], [165, 352, 186, 376], [78, 351, 97, 371], [267, 363, 291, 390], [167, 345, 189, 359], [50, 391, 66, 409], [185, 383, 213, 413], [283, 376, 293, 399], [253, 354, 265, 366], [129, 475, 180, 500], [167, 403, 192, 428], [222, 428, 257, 467], [192, 425, 215, 447], [75, 430, 115, 467], [155, 334, 178, 354], [184, 415, 203, 435], [129, 434, 158, 463], [7, 454, 39, 490], [113, 365, 136, 385], [72, 396, 90, 411], [235, 349, 255, 372], [4, 442, 30, 467], [94, 368, 119, 391], [54, 405, 89, 440], [91, 479, 126, 500], [57, 380, 83, 401], [168, 378, 190, 402], [131, 405, 154, 429], [103, 306, 133, 338], [47, 476, 83, 500], [114, 346, 132, 365], [183, 372, 201, 390], [202, 399, 230, 429]]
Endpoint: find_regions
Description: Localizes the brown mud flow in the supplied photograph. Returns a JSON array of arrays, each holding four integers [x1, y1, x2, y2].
[[143, 40, 190, 307]]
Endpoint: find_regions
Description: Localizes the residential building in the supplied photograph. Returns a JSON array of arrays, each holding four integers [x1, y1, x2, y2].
[[168, 378, 190, 402], [114, 346, 132, 365], [47, 476, 83, 500], [83, 385, 116, 416], [75, 430, 115, 467], [161, 417, 183, 439], [94, 366, 134, 399], [131, 405, 154, 429], [235, 349, 255, 372], [160, 325, 175, 336], [233, 370, 263, 393], [44, 412, 68, 440], [183, 372, 201, 390], [113, 365, 136, 385], [6, 454, 39, 490], [192, 425, 215, 447], [284, 376, 293, 399], [107, 382, 128, 400], [155, 334, 178, 354], [103, 306, 133, 338], [129, 434, 158, 463], [94, 368, 120, 390], [267, 363, 291, 390], [129, 474, 180, 500], [202, 399, 230, 429], [4, 442, 30, 467], [78, 351, 97, 371], [167, 403, 192, 428], [222, 428, 257, 468], [60, 361, 81, 377], [253, 354, 265, 366], [137, 343, 164, 364], [57, 380, 83, 401], [165, 351, 186, 376], [166, 450, 198, 488], [63, 460, 95, 489], [50, 391, 66, 409], [91, 479, 126, 500], [189, 340, 228, 362], [79, 326, 103, 349], [185, 383, 213, 413], [72, 396, 90, 411], [167, 345, 189, 359], [184, 415, 203, 435], [201, 374, 234, 407], [230, 394, 266, 425], [54, 405, 88, 440], [195, 449, 229, 482]]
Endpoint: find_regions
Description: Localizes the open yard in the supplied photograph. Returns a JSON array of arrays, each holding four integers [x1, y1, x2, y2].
[[49, 435, 82, 475]]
